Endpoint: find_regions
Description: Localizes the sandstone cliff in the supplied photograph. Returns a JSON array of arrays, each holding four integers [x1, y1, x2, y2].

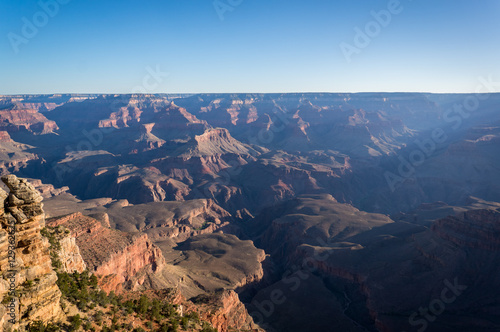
[[42, 225, 87, 274], [0, 175, 62, 331], [47, 212, 165, 294], [193, 290, 264, 332]]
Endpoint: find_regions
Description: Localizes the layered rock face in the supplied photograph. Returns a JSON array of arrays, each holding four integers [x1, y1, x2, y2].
[[432, 209, 500, 250], [45, 225, 87, 273], [47, 212, 165, 293], [193, 290, 264, 332], [58, 233, 87, 273], [0, 138, 39, 176], [189, 128, 258, 157], [86, 199, 233, 243], [1, 93, 500, 217], [0, 104, 58, 134], [3, 93, 500, 331], [0, 175, 62, 330]]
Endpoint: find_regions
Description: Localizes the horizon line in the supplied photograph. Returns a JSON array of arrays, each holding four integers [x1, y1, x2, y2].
[[2, 91, 500, 96]]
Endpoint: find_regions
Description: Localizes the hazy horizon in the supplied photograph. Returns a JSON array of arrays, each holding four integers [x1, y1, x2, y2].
[[2, 91, 500, 97]]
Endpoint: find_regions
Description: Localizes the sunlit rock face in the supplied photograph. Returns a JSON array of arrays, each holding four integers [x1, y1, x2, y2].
[[47, 212, 166, 294], [0, 175, 63, 331]]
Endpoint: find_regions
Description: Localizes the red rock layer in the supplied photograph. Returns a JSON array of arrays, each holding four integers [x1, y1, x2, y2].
[[432, 209, 500, 250], [194, 290, 264, 332], [0, 106, 58, 134], [47, 212, 165, 293]]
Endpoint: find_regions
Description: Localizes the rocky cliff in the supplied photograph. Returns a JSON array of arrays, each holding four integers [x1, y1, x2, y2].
[[0, 104, 58, 134], [47, 212, 165, 294], [193, 290, 264, 332], [0, 175, 62, 331], [0, 175, 263, 331], [42, 225, 87, 274]]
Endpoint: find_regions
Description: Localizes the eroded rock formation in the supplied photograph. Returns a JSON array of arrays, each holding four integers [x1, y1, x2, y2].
[[0, 104, 58, 134], [47, 212, 165, 293], [0, 175, 62, 331], [193, 290, 264, 332]]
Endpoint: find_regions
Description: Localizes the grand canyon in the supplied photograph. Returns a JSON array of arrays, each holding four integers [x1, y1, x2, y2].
[[0, 92, 499, 331]]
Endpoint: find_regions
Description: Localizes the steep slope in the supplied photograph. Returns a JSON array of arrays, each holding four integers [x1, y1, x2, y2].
[[46, 94, 208, 138], [175, 93, 418, 157], [0, 175, 63, 330], [10, 93, 500, 217], [183, 128, 259, 157], [47, 213, 165, 294]]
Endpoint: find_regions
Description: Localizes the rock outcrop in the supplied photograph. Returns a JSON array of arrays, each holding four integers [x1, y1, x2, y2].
[[47, 212, 165, 294], [0, 175, 62, 331], [57, 233, 87, 273], [187, 128, 259, 157], [43, 225, 87, 273], [193, 290, 264, 332]]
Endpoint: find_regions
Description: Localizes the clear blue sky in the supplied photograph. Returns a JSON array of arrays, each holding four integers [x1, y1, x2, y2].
[[1, 0, 499, 94]]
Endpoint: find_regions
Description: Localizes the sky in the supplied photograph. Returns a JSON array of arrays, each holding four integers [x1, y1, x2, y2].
[[1, 0, 499, 94]]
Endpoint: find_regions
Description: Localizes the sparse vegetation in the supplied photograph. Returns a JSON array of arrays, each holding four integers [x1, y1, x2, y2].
[[194, 221, 211, 231], [23, 279, 34, 288], [41, 227, 62, 251], [200, 322, 218, 332], [27, 320, 60, 332], [38, 226, 218, 331], [68, 314, 82, 331], [52, 269, 211, 331], [41, 227, 63, 269]]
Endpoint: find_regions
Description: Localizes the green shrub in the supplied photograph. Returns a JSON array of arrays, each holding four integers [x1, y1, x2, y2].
[[27, 320, 60, 332], [184, 311, 200, 323], [180, 316, 189, 330], [200, 322, 218, 332], [69, 314, 82, 332], [137, 295, 150, 315], [83, 321, 93, 331]]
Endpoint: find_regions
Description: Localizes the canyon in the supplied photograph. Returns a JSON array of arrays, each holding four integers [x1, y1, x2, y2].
[[0, 93, 499, 331]]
